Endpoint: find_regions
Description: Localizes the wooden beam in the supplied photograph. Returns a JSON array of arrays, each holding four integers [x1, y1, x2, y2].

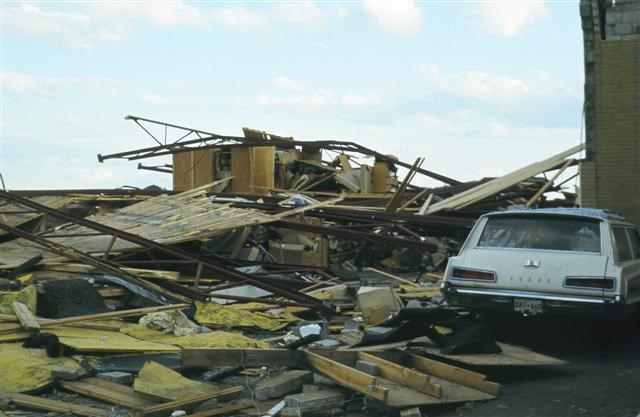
[[138, 386, 244, 417], [304, 351, 388, 403], [408, 353, 500, 395], [526, 158, 574, 207], [182, 348, 305, 369], [61, 378, 158, 410], [12, 301, 40, 331], [417, 193, 434, 215], [397, 187, 431, 212], [367, 268, 419, 287], [4, 392, 108, 417], [184, 402, 251, 417], [358, 352, 441, 398], [0, 303, 189, 335]]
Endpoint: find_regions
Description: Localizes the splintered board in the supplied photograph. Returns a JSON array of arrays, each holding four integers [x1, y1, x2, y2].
[[305, 350, 498, 408], [0, 195, 73, 237], [412, 341, 568, 366]]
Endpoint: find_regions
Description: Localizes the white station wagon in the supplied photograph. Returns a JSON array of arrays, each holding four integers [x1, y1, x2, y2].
[[442, 208, 640, 319]]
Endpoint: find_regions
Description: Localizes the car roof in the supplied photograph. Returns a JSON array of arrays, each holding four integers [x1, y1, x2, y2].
[[483, 207, 628, 221]]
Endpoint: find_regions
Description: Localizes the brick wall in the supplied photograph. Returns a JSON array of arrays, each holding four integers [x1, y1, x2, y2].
[[580, 0, 640, 227]]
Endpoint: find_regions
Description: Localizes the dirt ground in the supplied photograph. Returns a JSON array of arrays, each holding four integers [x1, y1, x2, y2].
[[433, 316, 640, 417]]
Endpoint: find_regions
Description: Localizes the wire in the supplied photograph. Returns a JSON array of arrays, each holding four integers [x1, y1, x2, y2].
[[239, 349, 261, 416]]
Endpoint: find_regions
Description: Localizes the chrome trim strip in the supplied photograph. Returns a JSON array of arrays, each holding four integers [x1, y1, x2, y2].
[[448, 287, 618, 304]]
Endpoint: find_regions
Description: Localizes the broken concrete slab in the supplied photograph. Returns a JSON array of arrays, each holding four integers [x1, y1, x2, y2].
[[281, 389, 345, 416]]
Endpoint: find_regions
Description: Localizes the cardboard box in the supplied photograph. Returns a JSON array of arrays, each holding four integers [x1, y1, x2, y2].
[[356, 286, 403, 324]]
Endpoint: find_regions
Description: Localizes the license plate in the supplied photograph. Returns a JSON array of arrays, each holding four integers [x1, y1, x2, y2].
[[514, 298, 544, 315]]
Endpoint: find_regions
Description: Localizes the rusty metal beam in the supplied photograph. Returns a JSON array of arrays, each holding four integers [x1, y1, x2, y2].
[[97, 115, 461, 185]]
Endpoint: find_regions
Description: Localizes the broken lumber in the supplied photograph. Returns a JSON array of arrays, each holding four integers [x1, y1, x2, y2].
[[3, 392, 108, 417], [358, 352, 441, 398], [12, 301, 40, 331], [138, 386, 244, 417], [61, 378, 158, 409], [0, 303, 189, 335], [407, 353, 500, 395], [182, 348, 305, 369], [304, 350, 388, 402]]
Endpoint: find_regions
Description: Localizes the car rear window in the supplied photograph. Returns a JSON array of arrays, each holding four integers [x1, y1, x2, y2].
[[478, 216, 601, 252], [612, 227, 633, 262]]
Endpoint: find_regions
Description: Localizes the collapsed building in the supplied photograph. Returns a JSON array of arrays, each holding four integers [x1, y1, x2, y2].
[[0, 112, 581, 416]]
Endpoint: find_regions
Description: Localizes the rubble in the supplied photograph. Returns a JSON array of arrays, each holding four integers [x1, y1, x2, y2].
[[0, 125, 580, 416]]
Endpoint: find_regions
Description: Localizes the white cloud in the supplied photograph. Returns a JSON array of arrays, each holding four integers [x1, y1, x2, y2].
[[470, 1, 551, 38], [420, 65, 577, 102], [2, 3, 94, 50], [362, 0, 423, 37], [139, 91, 170, 106], [90, 1, 210, 30], [2, 2, 266, 51], [273, 76, 306, 92], [210, 7, 268, 31], [272, 1, 328, 26], [1, 69, 124, 98], [422, 66, 529, 101], [1, 69, 38, 92]]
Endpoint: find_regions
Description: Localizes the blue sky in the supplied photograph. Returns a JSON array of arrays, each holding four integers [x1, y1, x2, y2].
[[0, 0, 585, 190]]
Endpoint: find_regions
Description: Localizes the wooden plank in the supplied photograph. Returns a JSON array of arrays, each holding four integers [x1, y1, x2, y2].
[[4, 392, 108, 417], [0, 303, 189, 335], [417, 341, 568, 366], [185, 402, 251, 417], [526, 158, 574, 207], [426, 144, 584, 214], [139, 386, 244, 417], [407, 353, 500, 395], [368, 268, 420, 287], [182, 348, 305, 369], [358, 352, 441, 398], [61, 378, 158, 409], [304, 351, 388, 403], [12, 301, 40, 331]]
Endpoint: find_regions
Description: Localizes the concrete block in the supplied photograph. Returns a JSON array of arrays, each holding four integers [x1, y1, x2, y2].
[[606, 10, 623, 24], [614, 23, 634, 35], [253, 370, 314, 401], [354, 360, 378, 376], [97, 371, 134, 385], [52, 365, 88, 381], [580, 1, 592, 17], [282, 390, 345, 416], [302, 384, 321, 393], [400, 407, 422, 417], [621, 10, 640, 23]]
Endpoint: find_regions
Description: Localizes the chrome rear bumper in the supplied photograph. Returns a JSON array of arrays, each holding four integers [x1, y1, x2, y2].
[[441, 282, 626, 315], [443, 284, 622, 304]]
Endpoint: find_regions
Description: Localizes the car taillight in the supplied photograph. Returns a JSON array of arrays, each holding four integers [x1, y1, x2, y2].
[[564, 277, 615, 290], [451, 268, 496, 281]]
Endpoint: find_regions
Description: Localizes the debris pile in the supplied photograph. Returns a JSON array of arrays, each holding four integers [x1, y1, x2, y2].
[[0, 120, 577, 416]]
